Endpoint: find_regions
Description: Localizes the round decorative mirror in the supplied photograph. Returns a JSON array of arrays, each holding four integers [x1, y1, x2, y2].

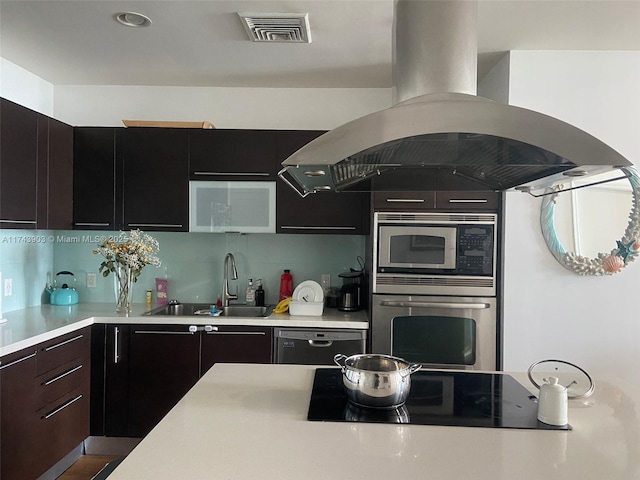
[[541, 166, 640, 275]]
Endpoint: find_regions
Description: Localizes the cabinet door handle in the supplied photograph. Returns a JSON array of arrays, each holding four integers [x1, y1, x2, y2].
[[447, 199, 488, 203], [42, 365, 83, 386], [205, 331, 266, 336], [193, 171, 270, 177], [133, 330, 195, 335], [127, 223, 183, 228], [74, 222, 111, 226], [280, 226, 357, 230], [0, 352, 37, 370], [0, 219, 37, 224], [42, 394, 83, 419], [380, 300, 490, 309], [385, 198, 425, 203], [44, 334, 83, 352], [114, 327, 120, 364]]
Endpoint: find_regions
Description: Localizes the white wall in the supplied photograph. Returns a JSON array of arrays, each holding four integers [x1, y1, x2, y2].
[[54, 85, 391, 129], [501, 51, 640, 386], [0, 58, 54, 115]]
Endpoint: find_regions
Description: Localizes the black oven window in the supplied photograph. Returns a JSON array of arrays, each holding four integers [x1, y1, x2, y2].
[[392, 316, 476, 365], [389, 235, 445, 264]]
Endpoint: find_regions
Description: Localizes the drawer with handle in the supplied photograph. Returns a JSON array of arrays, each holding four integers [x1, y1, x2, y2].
[[35, 386, 90, 466], [373, 191, 436, 210], [35, 358, 89, 409], [435, 191, 501, 211], [36, 327, 90, 376]]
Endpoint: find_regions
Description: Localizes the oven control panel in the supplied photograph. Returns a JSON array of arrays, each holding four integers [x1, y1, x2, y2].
[[457, 225, 494, 275]]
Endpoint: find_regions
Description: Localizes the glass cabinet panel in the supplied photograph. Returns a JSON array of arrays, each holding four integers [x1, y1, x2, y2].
[[189, 181, 276, 233]]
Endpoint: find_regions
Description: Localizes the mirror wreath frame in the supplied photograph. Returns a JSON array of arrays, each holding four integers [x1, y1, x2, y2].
[[540, 166, 640, 276]]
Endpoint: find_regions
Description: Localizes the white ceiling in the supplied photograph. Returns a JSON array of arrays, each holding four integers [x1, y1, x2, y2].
[[1, 0, 639, 88]]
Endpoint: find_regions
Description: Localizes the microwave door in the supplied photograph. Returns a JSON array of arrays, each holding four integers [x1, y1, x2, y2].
[[378, 226, 457, 270]]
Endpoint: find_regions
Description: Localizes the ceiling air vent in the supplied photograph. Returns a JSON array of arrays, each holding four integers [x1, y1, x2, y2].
[[238, 13, 311, 43]]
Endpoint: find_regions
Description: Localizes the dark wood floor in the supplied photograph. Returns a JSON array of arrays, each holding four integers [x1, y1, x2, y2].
[[57, 455, 124, 480]]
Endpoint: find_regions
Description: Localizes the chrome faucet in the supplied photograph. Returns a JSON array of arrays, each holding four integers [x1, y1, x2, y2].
[[222, 253, 238, 307]]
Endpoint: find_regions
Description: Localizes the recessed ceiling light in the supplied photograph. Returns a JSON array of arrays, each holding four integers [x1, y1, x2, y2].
[[115, 12, 152, 28]]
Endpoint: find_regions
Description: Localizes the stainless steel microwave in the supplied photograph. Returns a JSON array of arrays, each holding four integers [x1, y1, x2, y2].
[[373, 212, 497, 296]]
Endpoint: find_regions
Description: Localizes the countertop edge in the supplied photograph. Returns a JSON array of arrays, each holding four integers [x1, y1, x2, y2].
[[0, 304, 369, 358]]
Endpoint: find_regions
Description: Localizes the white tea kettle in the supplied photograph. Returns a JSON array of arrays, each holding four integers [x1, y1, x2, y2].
[[49, 271, 79, 306]]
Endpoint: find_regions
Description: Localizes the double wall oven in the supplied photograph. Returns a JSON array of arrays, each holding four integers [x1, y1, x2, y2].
[[371, 211, 498, 371]]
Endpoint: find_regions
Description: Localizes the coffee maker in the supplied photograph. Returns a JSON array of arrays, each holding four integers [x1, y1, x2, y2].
[[338, 270, 364, 312]]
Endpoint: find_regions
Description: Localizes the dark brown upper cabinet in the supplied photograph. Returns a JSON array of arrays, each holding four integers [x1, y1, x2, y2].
[[73, 127, 119, 230], [189, 129, 279, 181], [122, 128, 189, 232], [276, 130, 370, 235], [0, 98, 73, 230], [0, 98, 38, 228]]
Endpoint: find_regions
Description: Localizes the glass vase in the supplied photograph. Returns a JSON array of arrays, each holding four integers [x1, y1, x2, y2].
[[114, 265, 134, 314]]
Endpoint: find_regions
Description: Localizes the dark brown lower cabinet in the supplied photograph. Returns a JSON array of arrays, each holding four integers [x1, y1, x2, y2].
[[200, 325, 273, 375], [1, 348, 40, 480], [0, 327, 90, 480], [93, 323, 273, 439], [127, 325, 200, 437]]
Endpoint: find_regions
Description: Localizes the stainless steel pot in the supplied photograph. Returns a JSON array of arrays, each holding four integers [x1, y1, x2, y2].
[[334, 353, 421, 409]]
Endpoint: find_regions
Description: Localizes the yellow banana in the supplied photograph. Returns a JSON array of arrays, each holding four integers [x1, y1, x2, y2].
[[273, 297, 291, 314]]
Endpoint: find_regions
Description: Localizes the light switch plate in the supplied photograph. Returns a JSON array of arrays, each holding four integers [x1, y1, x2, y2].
[[321, 274, 330, 290], [4, 278, 12, 296], [87, 273, 97, 288]]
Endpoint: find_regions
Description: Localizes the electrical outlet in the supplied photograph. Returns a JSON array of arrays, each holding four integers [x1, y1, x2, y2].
[[321, 274, 331, 291], [87, 273, 97, 288], [4, 278, 12, 296]]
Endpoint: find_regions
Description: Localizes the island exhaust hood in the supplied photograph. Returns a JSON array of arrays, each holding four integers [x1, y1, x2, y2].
[[279, 0, 631, 197]]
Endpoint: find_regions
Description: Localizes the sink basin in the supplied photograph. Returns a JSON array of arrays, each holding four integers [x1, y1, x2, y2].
[[147, 303, 273, 318], [147, 303, 213, 316], [220, 305, 272, 317]]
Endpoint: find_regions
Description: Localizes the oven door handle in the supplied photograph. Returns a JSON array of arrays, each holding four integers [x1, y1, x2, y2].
[[379, 300, 490, 309]]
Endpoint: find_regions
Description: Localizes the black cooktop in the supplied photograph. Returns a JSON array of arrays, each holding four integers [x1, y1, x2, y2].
[[307, 368, 571, 430]]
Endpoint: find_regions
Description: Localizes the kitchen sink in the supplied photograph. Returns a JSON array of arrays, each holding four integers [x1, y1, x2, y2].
[[146, 303, 273, 318]]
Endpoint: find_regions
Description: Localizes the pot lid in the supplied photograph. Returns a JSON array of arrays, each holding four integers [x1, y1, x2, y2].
[[527, 359, 594, 399]]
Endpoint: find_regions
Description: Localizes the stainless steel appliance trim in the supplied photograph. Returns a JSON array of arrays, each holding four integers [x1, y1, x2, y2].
[[380, 300, 490, 309], [42, 364, 83, 386], [375, 211, 497, 224], [42, 394, 83, 420], [0, 352, 37, 370], [44, 334, 83, 351]]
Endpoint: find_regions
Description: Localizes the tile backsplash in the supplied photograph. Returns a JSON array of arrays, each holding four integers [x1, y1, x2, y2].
[[0, 230, 366, 312]]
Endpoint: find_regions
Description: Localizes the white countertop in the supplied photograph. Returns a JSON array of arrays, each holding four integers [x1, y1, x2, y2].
[[107, 363, 640, 480], [0, 303, 368, 357]]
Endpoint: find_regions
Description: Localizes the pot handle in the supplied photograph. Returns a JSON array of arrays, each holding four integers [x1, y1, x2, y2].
[[333, 354, 348, 371], [402, 363, 422, 377]]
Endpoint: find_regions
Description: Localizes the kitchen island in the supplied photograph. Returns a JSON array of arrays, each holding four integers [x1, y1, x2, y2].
[[105, 363, 640, 480]]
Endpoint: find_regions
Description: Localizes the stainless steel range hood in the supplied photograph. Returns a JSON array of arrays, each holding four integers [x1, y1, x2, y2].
[[279, 0, 631, 196]]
